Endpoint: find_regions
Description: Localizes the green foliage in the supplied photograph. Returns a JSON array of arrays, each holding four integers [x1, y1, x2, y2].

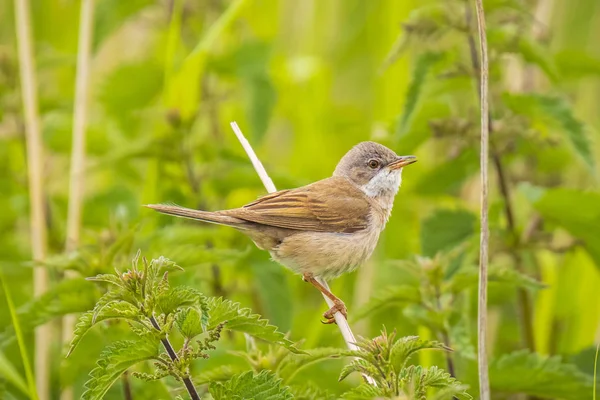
[[489, 350, 594, 399], [209, 370, 293, 400], [503, 93, 595, 170], [339, 328, 471, 399], [207, 297, 303, 354], [533, 188, 600, 267], [82, 337, 158, 400], [420, 209, 477, 257], [0, 351, 28, 396], [1, 0, 599, 398], [397, 51, 445, 137], [1, 277, 98, 344]]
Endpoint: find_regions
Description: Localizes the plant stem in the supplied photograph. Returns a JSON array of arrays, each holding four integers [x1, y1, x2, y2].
[[62, 2, 95, 399], [121, 370, 133, 400], [149, 316, 200, 400], [14, 0, 49, 398], [465, 2, 536, 353], [473, 0, 491, 398]]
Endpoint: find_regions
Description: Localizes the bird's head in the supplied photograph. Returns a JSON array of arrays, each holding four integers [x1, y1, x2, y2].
[[333, 141, 417, 202]]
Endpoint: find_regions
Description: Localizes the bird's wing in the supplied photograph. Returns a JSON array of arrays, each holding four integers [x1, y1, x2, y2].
[[222, 177, 371, 233]]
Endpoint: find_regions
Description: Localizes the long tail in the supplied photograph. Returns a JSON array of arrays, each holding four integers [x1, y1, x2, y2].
[[144, 204, 245, 227]]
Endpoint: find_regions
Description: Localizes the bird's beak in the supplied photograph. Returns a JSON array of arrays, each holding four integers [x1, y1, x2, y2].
[[387, 155, 417, 170]]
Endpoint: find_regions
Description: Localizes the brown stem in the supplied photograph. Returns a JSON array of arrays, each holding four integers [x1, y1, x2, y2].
[[149, 316, 200, 400], [121, 370, 133, 400], [465, 1, 536, 353]]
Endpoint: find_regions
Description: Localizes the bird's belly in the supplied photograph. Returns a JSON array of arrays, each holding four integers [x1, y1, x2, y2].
[[270, 228, 380, 280]]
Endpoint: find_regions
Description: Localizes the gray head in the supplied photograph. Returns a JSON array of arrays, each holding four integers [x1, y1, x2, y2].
[[333, 141, 417, 200]]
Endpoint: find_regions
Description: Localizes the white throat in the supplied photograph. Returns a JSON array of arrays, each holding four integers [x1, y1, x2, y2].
[[360, 169, 402, 199]]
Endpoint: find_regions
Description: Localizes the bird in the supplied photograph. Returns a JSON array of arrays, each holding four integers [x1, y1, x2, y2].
[[146, 141, 417, 323]]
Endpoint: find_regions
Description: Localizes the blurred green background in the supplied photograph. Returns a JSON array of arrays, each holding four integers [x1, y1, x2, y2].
[[1, 0, 599, 398]]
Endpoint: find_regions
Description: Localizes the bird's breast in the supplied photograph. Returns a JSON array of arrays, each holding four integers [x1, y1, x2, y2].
[[269, 221, 382, 280]]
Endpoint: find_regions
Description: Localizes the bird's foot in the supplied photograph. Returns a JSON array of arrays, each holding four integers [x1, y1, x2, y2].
[[321, 298, 347, 325]]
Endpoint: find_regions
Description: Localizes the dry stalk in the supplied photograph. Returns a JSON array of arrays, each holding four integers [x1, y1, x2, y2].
[[14, 0, 49, 398]]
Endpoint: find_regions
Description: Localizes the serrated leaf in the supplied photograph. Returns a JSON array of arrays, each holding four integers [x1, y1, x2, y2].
[[81, 338, 159, 400], [209, 370, 293, 400], [490, 350, 593, 399], [503, 93, 595, 170], [352, 285, 421, 322], [193, 365, 241, 386], [532, 188, 600, 268], [277, 347, 343, 383], [341, 383, 386, 399], [402, 365, 472, 399], [207, 298, 303, 354], [1, 278, 99, 345], [289, 383, 337, 400], [175, 307, 203, 339], [447, 264, 545, 293], [390, 336, 449, 371], [420, 209, 477, 257], [396, 51, 444, 138], [156, 286, 204, 316], [68, 295, 141, 357]]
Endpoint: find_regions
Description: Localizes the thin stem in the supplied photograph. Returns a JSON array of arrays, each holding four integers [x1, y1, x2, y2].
[[121, 371, 133, 400], [149, 316, 200, 400], [14, 0, 49, 398], [229, 122, 378, 386], [61, 2, 95, 399], [473, 0, 491, 398], [466, 2, 536, 352]]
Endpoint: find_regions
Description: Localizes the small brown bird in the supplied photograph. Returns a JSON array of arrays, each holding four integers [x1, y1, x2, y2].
[[146, 142, 416, 323]]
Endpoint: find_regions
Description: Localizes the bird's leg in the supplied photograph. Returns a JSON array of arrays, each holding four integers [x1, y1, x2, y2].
[[302, 273, 347, 324]]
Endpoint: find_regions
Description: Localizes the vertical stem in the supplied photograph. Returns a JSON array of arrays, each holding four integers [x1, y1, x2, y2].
[[466, 2, 536, 353], [14, 1, 49, 398], [61, 2, 95, 399], [473, 0, 490, 398], [149, 317, 200, 400]]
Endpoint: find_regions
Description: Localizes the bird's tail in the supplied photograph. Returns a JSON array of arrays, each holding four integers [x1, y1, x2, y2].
[[144, 204, 245, 227]]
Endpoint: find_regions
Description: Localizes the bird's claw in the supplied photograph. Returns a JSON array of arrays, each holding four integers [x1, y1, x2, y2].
[[321, 299, 347, 325]]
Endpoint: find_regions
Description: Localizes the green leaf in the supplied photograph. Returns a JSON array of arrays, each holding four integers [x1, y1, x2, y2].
[[68, 294, 141, 357], [503, 93, 595, 170], [156, 286, 204, 316], [193, 365, 241, 386], [420, 209, 477, 257], [209, 370, 293, 400], [555, 49, 600, 78], [289, 383, 337, 400], [175, 307, 204, 340], [352, 284, 421, 322], [533, 188, 600, 268], [341, 383, 386, 399], [390, 336, 449, 371], [396, 51, 444, 138], [401, 365, 472, 399], [1, 278, 98, 344], [0, 351, 28, 396], [81, 338, 159, 400], [93, 0, 153, 50], [277, 347, 343, 383], [0, 274, 36, 399], [490, 350, 594, 399], [207, 298, 303, 354], [165, 0, 248, 121], [414, 148, 479, 196]]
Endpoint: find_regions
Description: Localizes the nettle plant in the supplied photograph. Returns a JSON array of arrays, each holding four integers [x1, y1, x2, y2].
[[69, 252, 472, 399]]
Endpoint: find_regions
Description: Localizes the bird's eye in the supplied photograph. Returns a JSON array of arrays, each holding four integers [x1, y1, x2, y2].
[[368, 159, 380, 169]]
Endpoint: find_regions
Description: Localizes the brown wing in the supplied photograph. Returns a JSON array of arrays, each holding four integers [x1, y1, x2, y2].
[[221, 177, 371, 233]]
